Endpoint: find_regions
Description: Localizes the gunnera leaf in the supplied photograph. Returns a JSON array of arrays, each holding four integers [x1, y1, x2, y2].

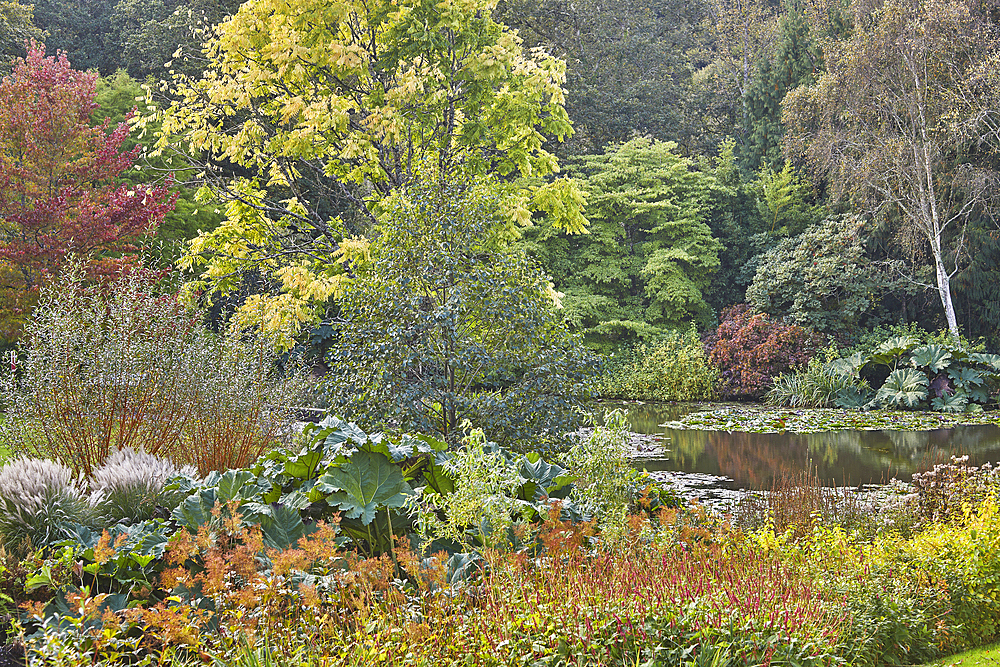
[[910, 344, 952, 373], [875, 368, 929, 409], [315, 450, 412, 525]]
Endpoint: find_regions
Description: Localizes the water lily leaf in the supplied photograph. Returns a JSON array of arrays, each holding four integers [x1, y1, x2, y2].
[[315, 450, 412, 525], [910, 344, 952, 372]]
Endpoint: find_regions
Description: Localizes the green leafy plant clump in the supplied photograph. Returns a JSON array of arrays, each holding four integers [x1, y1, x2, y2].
[[595, 327, 718, 401], [768, 334, 1000, 412]]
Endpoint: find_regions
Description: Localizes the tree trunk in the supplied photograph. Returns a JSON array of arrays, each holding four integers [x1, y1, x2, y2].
[[931, 237, 960, 340]]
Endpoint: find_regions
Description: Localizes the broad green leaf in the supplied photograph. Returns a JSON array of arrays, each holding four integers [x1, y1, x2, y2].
[[259, 504, 307, 550], [829, 352, 865, 378], [948, 366, 984, 388], [932, 390, 968, 413], [869, 336, 917, 366], [910, 344, 952, 372], [318, 416, 370, 447], [875, 368, 928, 408], [278, 490, 312, 511], [970, 352, 1000, 370], [517, 452, 577, 501], [283, 449, 323, 480], [315, 450, 413, 525], [422, 455, 456, 495], [172, 489, 218, 529], [216, 470, 261, 503]]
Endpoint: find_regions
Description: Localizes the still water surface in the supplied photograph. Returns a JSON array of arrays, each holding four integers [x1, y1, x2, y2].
[[600, 401, 1000, 490]]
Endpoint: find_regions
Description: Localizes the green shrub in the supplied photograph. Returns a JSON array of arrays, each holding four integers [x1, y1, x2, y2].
[[322, 180, 596, 453], [596, 327, 718, 400]]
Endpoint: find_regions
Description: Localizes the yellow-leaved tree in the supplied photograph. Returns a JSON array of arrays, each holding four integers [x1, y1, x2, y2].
[[145, 0, 587, 346]]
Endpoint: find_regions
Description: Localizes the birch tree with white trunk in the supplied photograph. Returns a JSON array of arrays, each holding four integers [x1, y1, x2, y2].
[[782, 0, 999, 340]]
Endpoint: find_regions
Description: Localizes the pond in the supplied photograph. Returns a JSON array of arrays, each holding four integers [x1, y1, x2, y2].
[[598, 400, 1000, 491]]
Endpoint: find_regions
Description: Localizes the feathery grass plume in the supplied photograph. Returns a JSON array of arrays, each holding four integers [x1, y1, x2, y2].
[[0, 457, 91, 556], [90, 447, 197, 525]]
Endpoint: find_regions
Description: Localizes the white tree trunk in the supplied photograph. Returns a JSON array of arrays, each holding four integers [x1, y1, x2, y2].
[[932, 244, 960, 340]]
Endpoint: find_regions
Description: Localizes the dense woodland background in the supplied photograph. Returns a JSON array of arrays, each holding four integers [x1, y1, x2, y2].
[[1, 0, 999, 353]]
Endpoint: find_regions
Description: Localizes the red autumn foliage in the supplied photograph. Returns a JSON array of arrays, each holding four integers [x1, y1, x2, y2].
[[0, 43, 175, 340], [704, 304, 824, 399]]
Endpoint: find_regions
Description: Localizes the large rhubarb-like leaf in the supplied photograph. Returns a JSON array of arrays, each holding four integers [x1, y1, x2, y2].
[[869, 336, 917, 366], [875, 368, 928, 408], [517, 452, 577, 501], [910, 344, 952, 373], [316, 450, 412, 525]]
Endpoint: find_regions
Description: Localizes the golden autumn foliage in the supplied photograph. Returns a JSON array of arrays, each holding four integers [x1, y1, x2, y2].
[[145, 0, 587, 345]]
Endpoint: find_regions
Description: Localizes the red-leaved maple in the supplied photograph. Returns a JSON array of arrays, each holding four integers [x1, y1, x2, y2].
[[0, 43, 174, 340]]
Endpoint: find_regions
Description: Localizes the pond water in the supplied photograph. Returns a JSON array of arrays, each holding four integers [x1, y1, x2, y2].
[[598, 400, 1000, 490]]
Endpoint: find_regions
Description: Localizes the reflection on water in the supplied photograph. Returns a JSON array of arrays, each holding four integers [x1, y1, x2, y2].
[[599, 401, 1000, 489]]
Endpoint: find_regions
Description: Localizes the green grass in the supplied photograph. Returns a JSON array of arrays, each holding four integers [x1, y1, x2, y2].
[[923, 642, 1000, 667]]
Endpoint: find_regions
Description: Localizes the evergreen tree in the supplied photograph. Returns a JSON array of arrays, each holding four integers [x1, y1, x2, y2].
[[701, 141, 766, 314], [740, 4, 822, 172]]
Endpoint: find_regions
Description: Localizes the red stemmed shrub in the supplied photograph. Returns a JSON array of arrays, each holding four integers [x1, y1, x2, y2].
[[705, 304, 824, 399]]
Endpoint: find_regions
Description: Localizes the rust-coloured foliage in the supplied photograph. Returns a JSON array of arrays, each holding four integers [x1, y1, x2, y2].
[[0, 42, 174, 340], [705, 304, 824, 399]]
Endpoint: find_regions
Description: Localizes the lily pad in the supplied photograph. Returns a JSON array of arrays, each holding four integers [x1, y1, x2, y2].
[[663, 406, 1000, 433]]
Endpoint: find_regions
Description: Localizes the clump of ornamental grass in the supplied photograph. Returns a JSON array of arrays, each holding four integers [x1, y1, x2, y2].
[[0, 458, 92, 556], [89, 447, 196, 525]]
